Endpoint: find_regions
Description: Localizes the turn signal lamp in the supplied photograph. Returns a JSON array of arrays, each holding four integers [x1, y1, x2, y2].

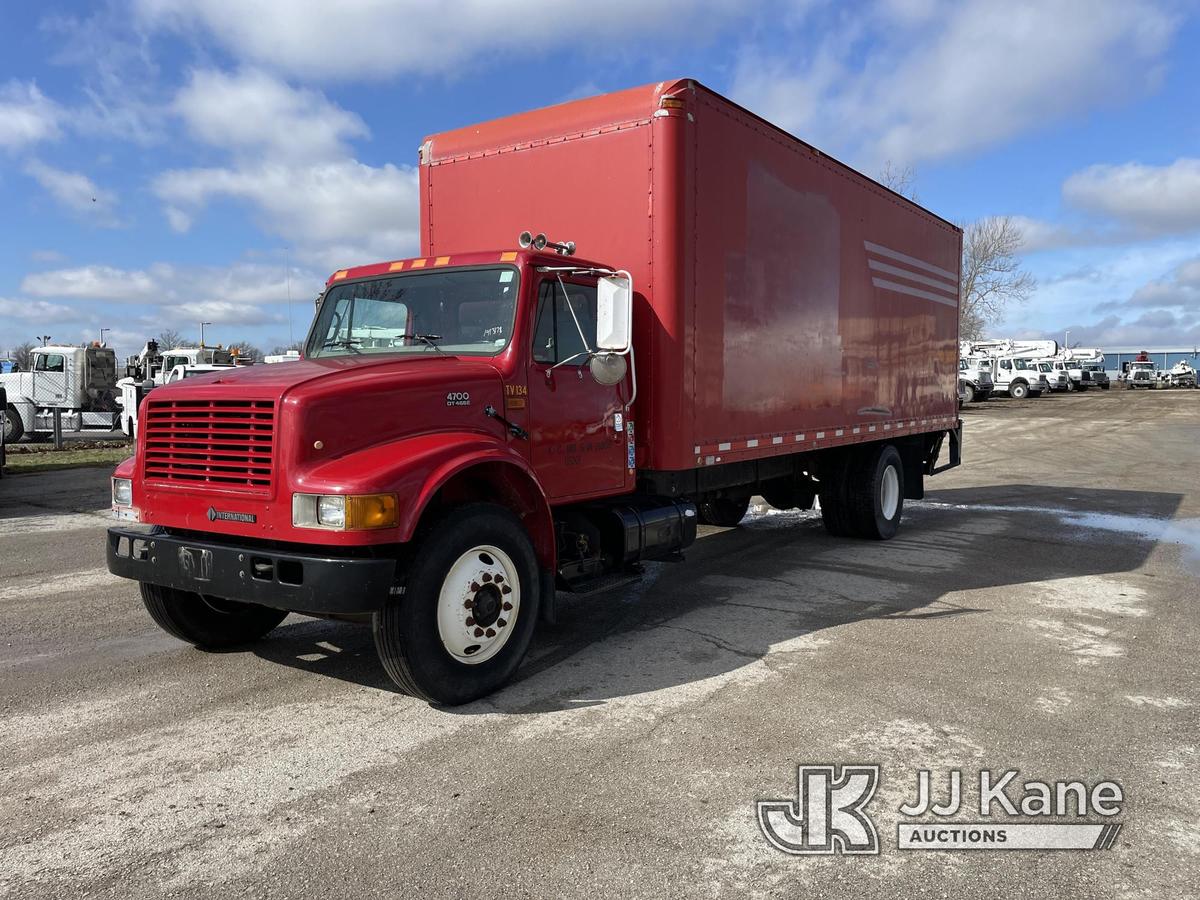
[[293, 493, 398, 531]]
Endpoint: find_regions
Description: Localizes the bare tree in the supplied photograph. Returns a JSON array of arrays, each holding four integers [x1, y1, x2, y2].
[[270, 342, 303, 355], [960, 216, 1036, 341], [879, 160, 919, 202], [10, 341, 35, 370], [156, 329, 194, 350]]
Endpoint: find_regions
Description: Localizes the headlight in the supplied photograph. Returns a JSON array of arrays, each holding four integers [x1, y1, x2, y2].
[[292, 493, 397, 530], [112, 477, 132, 507]]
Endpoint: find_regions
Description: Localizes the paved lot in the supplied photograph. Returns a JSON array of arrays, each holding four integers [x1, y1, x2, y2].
[[2, 390, 1198, 898]]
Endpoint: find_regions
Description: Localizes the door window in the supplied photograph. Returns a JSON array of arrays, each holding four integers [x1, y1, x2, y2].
[[532, 280, 597, 366], [35, 354, 65, 372]]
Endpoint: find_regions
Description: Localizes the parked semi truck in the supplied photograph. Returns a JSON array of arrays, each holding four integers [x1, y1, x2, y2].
[[1, 344, 118, 442], [106, 80, 962, 704]]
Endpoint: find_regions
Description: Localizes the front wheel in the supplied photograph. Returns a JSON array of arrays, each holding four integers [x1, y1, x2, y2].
[[962, 383, 975, 404], [140, 583, 287, 648], [3, 404, 23, 443], [1010, 381, 1029, 400], [373, 504, 540, 705]]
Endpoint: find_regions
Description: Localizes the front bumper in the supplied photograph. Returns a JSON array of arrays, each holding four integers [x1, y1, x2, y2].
[[106, 526, 397, 615]]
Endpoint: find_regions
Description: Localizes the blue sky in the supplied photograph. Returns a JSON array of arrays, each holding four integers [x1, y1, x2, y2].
[[2, 0, 1198, 361]]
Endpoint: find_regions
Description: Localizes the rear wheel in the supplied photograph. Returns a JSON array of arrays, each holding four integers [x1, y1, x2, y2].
[[140, 583, 287, 648], [696, 495, 751, 527], [373, 504, 540, 705], [1010, 381, 1029, 400], [3, 404, 23, 443], [845, 444, 905, 540], [819, 451, 858, 537]]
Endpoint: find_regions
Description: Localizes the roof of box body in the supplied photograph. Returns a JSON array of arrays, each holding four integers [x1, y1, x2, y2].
[[422, 79, 958, 233]]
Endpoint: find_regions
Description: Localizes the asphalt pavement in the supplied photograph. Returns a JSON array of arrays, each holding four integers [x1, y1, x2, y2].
[[1, 389, 1197, 898]]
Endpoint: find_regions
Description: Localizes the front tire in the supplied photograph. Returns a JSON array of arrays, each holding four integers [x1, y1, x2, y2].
[[373, 504, 540, 705], [140, 583, 287, 648], [3, 404, 23, 443], [963, 383, 975, 404], [1010, 381, 1029, 400]]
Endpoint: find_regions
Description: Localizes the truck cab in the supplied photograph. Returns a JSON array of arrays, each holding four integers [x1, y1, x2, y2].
[[1125, 360, 1157, 389], [1049, 358, 1091, 391], [1034, 359, 1070, 392], [957, 357, 993, 403], [987, 356, 1049, 399], [0, 344, 118, 442]]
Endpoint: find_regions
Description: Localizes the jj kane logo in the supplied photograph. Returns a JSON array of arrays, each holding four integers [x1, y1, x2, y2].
[[758, 766, 1124, 855]]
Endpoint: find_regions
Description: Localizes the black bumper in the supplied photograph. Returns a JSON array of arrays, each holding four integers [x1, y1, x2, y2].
[[106, 527, 396, 615]]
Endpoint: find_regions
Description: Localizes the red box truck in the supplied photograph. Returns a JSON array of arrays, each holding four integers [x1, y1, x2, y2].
[[107, 79, 962, 704]]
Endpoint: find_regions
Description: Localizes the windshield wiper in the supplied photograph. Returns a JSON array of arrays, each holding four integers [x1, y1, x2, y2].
[[322, 338, 362, 353], [408, 333, 446, 355]]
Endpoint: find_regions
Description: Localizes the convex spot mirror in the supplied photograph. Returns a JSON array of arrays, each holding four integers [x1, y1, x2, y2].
[[596, 274, 632, 352], [589, 353, 628, 385]]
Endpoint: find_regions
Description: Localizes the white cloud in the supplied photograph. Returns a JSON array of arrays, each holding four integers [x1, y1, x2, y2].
[[1126, 256, 1200, 310], [19, 261, 322, 326], [154, 160, 419, 266], [134, 0, 744, 80], [1062, 158, 1200, 235], [23, 160, 121, 226], [0, 297, 79, 324], [153, 69, 418, 266], [174, 68, 367, 161], [731, 0, 1177, 167], [0, 81, 63, 150]]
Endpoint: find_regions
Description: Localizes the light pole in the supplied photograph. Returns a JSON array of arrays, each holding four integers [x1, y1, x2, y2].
[[100, 328, 110, 345], [1064, 330, 1070, 350], [200, 322, 212, 347], [37, 335, 51, 346]]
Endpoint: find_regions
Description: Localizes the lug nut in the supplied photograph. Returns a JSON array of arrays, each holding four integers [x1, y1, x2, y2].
[[497, 618, 507, 628], [465, 617, 475, 626], [502, 602, 513, 611], [485, 628, 496, 638], [474, 627, 484, 638]]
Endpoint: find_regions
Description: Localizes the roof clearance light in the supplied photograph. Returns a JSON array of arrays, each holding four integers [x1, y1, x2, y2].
[[659, 97, 685, 109]]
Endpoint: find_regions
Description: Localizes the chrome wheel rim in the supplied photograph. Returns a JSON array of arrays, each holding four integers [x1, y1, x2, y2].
[[436, 545, 520, 665]]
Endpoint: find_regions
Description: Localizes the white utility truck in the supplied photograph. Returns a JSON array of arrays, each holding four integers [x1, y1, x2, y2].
[[0, 344, 119, 442], [961, 340, 1054, 400], [957, 357, 994, 402], [117, 344, 238, 437]]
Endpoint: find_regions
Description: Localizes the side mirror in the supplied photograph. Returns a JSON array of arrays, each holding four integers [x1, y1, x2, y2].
[[589, 353, 628, 385], [596, 274, 632, 352]]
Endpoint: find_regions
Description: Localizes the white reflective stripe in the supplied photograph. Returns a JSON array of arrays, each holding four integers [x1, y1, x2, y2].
[[873, 277, 959, 307], [772, 436, 783, 445], [852, 427, 861, 434], [718, 442, 731, 451], [864, 240, 956, 281], [746, 439, 759, 448], [835, 429, 844, 436], [868, 259, 957, 295], [816, 431, 825, 438]]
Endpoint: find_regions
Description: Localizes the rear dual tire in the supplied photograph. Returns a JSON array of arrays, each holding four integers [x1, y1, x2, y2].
[[819, 444, 904, 541], [696, 495, 752, 527]]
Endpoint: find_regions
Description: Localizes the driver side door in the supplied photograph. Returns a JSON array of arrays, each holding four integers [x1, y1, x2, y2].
[[526, 276, 631, 501]]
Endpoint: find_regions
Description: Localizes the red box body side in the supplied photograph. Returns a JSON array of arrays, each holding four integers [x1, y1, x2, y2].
[[420, 80, 961, 473]]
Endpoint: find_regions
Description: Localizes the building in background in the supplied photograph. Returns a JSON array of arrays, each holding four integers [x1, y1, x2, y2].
[[1102, 346, 1200, 377]]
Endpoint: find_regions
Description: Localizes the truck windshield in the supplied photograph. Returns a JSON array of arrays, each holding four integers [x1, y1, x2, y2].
[[307, 267, 519, 359]]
